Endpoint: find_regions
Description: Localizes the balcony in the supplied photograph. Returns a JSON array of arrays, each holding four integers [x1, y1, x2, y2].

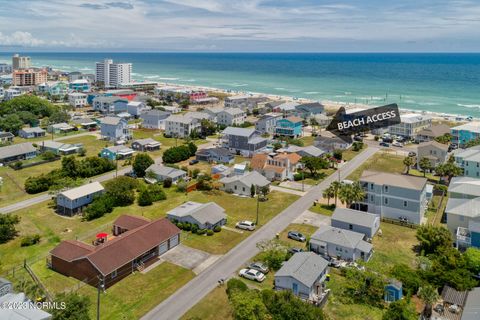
[[456, 227, 471, 249]]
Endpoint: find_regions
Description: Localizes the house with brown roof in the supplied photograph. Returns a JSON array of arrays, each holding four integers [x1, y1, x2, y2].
[[48, 215, 180, 287], [250, 152, 301, 181], [416, 124, 451, 142]]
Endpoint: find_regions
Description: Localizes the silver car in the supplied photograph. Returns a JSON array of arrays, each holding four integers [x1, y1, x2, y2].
[[248, 262, 269, 274], [239, 268, 265, 282], [236, 220, 256, 231]]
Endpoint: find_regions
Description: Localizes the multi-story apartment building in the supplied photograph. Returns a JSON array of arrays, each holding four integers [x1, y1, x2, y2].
[[92, 96, 128, 114], [164, 115, 201, 139], [358, 170, 428, 225], [454, 145, 480, 178], [95, 59, 132, 88], [451, 122, 480, 147], [388, 113, 432, 138], [12, 54, 31, 70], [0, 63, 12, 74], [12, 68, 48, 86], [217, 108, 246, 126]]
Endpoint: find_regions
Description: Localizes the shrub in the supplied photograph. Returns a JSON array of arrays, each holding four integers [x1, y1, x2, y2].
[[176, 180, 187, 193], [137, 189, 153, 206], [191, 224, 199, 234], [177, 222, 184, 230], [196, 228, 207, 235], [41, 151, 57, 161], [226, 278, 248, 298], [213, 225, 222, 233], [0, 214, 20, 244], [207, 229, 214, 236], [163, 178, 172, 188], [21, 234, 41, 247], [148, 184, 167, 202], [183, 222, 192, 231], [12, 161, 23, 170], [83, 194, 115, 221]]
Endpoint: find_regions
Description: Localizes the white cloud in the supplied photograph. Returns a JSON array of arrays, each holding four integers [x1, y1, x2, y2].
[[0, 31, 45, 47]]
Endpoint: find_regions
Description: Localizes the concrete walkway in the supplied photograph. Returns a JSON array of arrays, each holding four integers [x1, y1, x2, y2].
[[292, 210, 331, 228]]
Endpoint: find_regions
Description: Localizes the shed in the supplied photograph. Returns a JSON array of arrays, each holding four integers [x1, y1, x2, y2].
[[384, 280, 403, 302]]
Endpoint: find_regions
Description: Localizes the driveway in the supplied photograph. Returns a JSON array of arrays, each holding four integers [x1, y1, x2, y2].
[[292, 210, 331, 228], [279, 181, 313, 191], [161, 244, 211, 270]]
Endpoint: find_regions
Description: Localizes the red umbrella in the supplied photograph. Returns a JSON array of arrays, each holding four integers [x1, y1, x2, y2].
[[96, 233, 108, 239]]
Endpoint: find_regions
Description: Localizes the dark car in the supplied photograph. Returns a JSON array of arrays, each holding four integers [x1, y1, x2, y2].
[[379, 142, 390, 147], [288, 247, 304, 254], [353, 135, 363, 142], [287, 231, 306, 242], [382, 136, 393, 143], [124, 170, 137, 178], [189, 159, 199, 165], [408, 151, 417, 157], [248, 262, 269, 274]]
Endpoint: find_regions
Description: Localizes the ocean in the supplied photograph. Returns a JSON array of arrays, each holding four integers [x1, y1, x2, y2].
[[1, 52, 479, 117]]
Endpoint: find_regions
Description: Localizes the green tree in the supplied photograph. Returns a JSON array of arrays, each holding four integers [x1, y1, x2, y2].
[[330, 181, 342, 206], [132, 153, 154, 177], [300, 156, 329, 177], [403, 156, 414, 174], [51, 292, 91, 320], [104, 176, 138, 206], [250, 184, 256, 198], [416, 225, 452, 255], [322, 186, 335, 205], [229, 289, 267, 320], [382, 299, 417, 320], [418, 285, 439, 319], [464, 247, 480, 275], [137, 188, 153, 206], [0, 214, 20, 244], [435, 133, 452, 144], [435, 160, 462, 182], [256, 239, 288, 270], [338, 182, 365, 208], [419, 157, 432, 177], [0, 114, 23, 134], [333, 149, 343, 161], [61, 156, 78, 177], [262, 289, 326, 320]]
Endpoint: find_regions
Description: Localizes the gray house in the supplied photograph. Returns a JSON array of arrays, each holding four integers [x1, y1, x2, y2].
[[331, 208, 380, 238], [314, 132, 352, 152], [0, 142, 37, 164], [358, 170, 428, 225], [274, 252, 329, 303], [417, 141, 448, 170], [221, 127, 268, 157], [167, 201, 227, 230], [0, 132, 14, 143], [127, 101, 149, 117], [140, 109, 171, 130], [255, 113, 282, 135], [146, 164, 187, 183], [40, 141, 83, 155], [100, 116, 132, 142], [309, 225, 373, 262], [56, 182, 105, 216], [18, 127, 46, 139], [47, 123, 75, 134], [93, 96, 128, 114], [131, 138, 161, 152], [195, 147, 234, 164], [219, 171, 270, 196], [455, 145, 480, 179]]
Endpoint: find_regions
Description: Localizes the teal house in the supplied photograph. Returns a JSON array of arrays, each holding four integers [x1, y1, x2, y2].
[[384, 280, 403, 302], [275, 116, 303, 138]]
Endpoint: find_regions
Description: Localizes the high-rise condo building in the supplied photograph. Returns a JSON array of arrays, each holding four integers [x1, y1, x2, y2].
[[12, 54, 32, 70], [95, 59, 132, 88], [12, 68, 48, 86]]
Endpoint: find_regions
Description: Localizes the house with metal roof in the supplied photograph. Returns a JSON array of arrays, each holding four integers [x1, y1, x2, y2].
[[195, 147, 234, 164], [18, 127, 46, 139], [127, 100, 150, 116], [56, 181, 105, 216], [0, 142, 37, 164], [131, 138, 161, 152], [358, 170, 428, 225], [417, 140, 448, 169], [47, 122, 75, 134], [448, 176, 480, 199], [100, 116, 132, 142], [167, 201, 227, 230], [274, 252, 329, 303], [49, 217, 180, 287], [219, 171, 270, 196], [217, 108, 246, 126], [140, 109, 170, 130], [39, 140, 83, 155], [221, 127, 268, 157], [309, 225, 373, 262], [454, 145, 480, 178], [100, 145, 135, 160], [0, 132, 14, 144], [145, 164, 187, 184], [331, 208, 380, 238]]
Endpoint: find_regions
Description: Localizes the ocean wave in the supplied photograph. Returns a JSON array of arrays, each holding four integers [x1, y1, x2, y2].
[[457, 104, 480, 109], [417, 102, 440, 106], [144, 75, 160, 79], [157, 77, 179, 81], [183, 79, 196, 82], [304, 91, 319, 95], [403, 100, 416, 104]]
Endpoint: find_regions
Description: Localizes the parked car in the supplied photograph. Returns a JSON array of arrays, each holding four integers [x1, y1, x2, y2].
[[392, 141, 403, 147], [189, 159, 199, 165], [408, 151, 417, 157], [329, 257, 342, 268], [353, 135, 363, 142], [382, 136, 393, 143], [248, 262, 269, 274], [235, 220, 256, 231], [239, 268, 265, 282], [287, 231, 306, 242], [288, 247, 304, 254], [379, 142, 390, 147]]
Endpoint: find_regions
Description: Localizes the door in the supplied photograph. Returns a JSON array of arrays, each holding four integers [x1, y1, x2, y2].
[[169, 234, 179, 248], [292, 282, 298, 295], [158, 242, 168, 255]]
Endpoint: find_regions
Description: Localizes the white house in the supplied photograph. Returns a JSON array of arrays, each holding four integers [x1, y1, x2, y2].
[[127, 101, 150, 117], [219, 171, 270, 196], [164, 114, 201, 139], [140, 109, 171, 130], [167, 201, 227, 230], [68, 92, 87, 108], [217, 108, 246, 126], [146, 164, 187, 183]]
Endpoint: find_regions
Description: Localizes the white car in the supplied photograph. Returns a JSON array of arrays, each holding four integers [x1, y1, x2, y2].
[[236, 220, 256, 231], [239, 268, 265, 282], [392, 141, 403, 147]]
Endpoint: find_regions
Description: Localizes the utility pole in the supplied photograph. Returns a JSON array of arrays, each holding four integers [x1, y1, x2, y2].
[[97, 276, 104, 320], [255, 186, 260, 225], [302, 171, 304, 192]]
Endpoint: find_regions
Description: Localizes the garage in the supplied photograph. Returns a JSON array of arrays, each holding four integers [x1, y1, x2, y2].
[[158, 241, 168, 255], [169, 234, 179, 248]]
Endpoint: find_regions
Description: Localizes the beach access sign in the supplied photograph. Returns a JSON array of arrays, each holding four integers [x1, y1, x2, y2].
[[326, 103, 401, 141]]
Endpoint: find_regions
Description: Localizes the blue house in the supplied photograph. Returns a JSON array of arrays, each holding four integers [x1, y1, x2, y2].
[[384, 280, 403, 302], [100, 145, 135, 160], [275, 116, 303, 138], [69, 79, 91, 92]]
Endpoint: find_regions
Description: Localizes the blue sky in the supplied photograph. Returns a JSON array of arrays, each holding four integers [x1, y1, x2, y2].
[[0, 0, 479, 52]]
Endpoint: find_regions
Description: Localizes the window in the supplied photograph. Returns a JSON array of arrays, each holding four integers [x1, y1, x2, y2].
[[242, 187, 245, 192], [370, 195, 374, 201], [111, 269, 117, 278], [384, 198, 388, 205], [349, 224, 353, 230], [404, 201, 408, 207], [384, 185, 389, 193], [370, 184, 374, 190], [234, 185, 237, 190]]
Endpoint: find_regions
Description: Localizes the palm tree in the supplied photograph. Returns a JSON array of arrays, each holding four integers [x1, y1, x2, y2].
[[331, 181, 342, 206], [418, 285, 439, 318], [322, 186, 335, 205], [338, 182, 365, 208], [403, 156, 414, 174], [419, 157, 432, 177]]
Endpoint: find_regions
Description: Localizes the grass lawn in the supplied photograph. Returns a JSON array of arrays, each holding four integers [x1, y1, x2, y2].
[[61, 134, 109, 157], [11, 130, 88, 145], [409, 168, 440, 183], [182, 286, 233, 320], [300, 135, 315, 146], [347, 152, 405, 180], [343, 145, 366, 162], [365, 223, 418, 274], [31, 260, 195, 320], [278, 223, 318, 248], [309, 203, 335, 216], [325, 269, 384, 320]]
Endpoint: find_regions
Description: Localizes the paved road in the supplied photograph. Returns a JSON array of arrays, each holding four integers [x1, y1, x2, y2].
[[0, 139, 216, 214], [141, 146, 379, 320]]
